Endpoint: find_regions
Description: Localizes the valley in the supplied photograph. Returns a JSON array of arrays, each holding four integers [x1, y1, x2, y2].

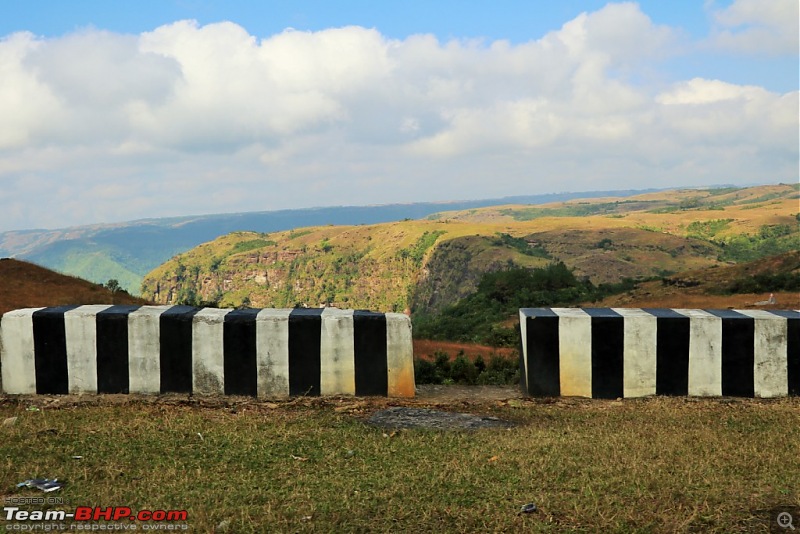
[[1, 183, 796, 361]]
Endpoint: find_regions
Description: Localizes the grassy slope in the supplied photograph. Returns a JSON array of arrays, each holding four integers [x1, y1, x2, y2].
[[0, 259, 149, 316], [141, 222, 556, 311], [3, 190, 652, 294], [140, 184, 799, 312], [590, 250, 800, 309], [0, 395, 797, 533]]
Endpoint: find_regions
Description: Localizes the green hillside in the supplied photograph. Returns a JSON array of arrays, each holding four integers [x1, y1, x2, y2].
[[140, 184, 799, 315], [4, 190, 649, 294]]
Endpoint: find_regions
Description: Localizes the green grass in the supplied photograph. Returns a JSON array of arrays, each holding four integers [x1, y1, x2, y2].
[[492, 233, 551, 259], [1, 396, 797, 532], [499, 203, 619, 221], [397, 230, 447, 266], [686, 219, 734, 240], [230, 239, 277, 255]]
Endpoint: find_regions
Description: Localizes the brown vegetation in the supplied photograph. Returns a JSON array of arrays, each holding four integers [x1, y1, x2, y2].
[[413, 339, 516, 361], [590, 251, 800, 309], [0, 258, 149, 316]]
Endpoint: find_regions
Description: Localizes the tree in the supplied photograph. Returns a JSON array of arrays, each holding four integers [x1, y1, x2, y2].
[[105, 279, 121, 293]]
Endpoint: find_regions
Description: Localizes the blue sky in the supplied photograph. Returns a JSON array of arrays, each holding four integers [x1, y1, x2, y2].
[[4, 1, 795, 92], [0, 1, 797, 230], [3, 1, 713, 41]]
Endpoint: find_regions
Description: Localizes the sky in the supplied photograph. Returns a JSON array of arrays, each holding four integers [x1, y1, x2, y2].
[[0, 1, 797, 232]]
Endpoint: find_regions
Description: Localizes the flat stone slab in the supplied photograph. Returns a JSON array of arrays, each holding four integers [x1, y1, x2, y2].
[[367, 407, 514, 430]]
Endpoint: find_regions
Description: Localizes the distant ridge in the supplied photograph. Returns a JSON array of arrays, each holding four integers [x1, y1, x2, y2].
[[0, 188, 665, 292]]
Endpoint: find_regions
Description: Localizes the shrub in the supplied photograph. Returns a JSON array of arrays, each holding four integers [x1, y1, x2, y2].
[[414, 359, 439, 384], [450, 355, 478, 385], [433, 350, 450, 377], [474, 355, 486, 374], [413, 352, 519, 385]]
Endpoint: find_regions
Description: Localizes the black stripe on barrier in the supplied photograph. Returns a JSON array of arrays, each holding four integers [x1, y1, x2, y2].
[[584, 308, 623, 399], [159, 306, 199, 394], [644, 309, 690, 396], [288, 308, 323, 396], [353, 310, 388, 396], [96, 306, 139, 394], [32, 306, 78, 394], [223, 309, 259, 396], [708, 309, 754, 397], [521, 309, 560, 397], [769, 310, 800, 395]]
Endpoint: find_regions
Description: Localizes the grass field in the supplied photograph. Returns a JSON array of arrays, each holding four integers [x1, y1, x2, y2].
[[1, 394, 798, 532]]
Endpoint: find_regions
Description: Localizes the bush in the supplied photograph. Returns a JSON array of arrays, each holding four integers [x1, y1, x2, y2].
[[433, 351, 450, 376], [716, 226, 799, 262], [450, 355, 479, 384], [474, 355, 486, 374], [722, 272, 800, 294], [414, 359, 439, 384], [413, 352, 519, 385]]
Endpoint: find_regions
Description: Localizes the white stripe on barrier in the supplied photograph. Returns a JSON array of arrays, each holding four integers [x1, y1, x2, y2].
[[256, 308, 292, 397], [320, 308, 356, 396], [128, 306, 169, 394], [0, 308, 42, 394], [386, 313, 415, 398], [518, 310, 529, 390], [553, 308, 592, 397], [739, 309, 788, 398], [677, 309, 722, 397], [192, 308, 229, 395], [613, 308, 657, 398], [65, 305, 112, 394]]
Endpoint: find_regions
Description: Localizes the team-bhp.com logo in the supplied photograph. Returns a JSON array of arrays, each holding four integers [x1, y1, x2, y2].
[[4, 506, 188, 530]]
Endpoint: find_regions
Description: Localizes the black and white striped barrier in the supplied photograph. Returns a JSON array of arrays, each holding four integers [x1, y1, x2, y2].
[[0, 306, 415, 397], [519, 308, 799, 398]]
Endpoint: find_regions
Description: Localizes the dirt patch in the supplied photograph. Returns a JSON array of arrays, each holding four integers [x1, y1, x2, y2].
[[416, 384, 523, 402], [367, 407, 514, 430], [0, 386, 527, 416]]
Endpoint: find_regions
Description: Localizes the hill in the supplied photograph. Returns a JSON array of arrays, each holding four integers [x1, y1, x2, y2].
[[0, 189, 658, 293], [140, 184, 799, 316], [590, 250, 800, 309], [0, 259, 148, 316]]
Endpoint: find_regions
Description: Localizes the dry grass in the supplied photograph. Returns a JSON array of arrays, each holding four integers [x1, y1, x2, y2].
[[0, 259, 149, 316], [592, 251, 800, 309], [1, 394, 797, 532], [413, 339, 516, 361]]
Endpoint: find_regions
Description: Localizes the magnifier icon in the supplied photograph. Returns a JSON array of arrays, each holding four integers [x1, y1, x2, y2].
[[778, 512, 795, 530]]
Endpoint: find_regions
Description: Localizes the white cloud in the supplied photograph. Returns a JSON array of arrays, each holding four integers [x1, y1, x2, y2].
[[0, 2, 796, 231], [708, 0, 799, 55], [0, 33, 63, 148], [656, 78, 770, 105]]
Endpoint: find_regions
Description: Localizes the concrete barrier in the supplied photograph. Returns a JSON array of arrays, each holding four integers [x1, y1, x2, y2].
[[0, 305, 414, 398], [519, 308, 799, 398]]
